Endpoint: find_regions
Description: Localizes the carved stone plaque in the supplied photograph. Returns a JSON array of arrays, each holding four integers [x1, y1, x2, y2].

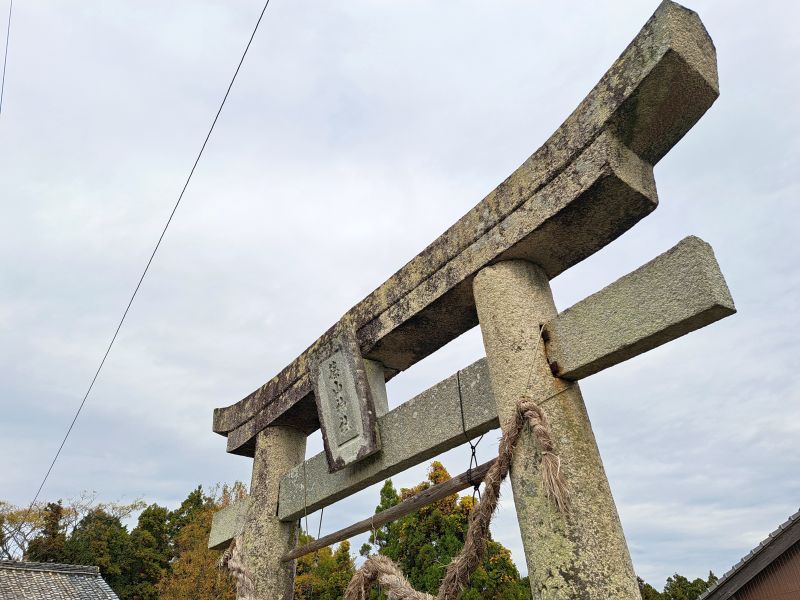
[[320, 350, 360, 447], [311, 325, 382, 472]]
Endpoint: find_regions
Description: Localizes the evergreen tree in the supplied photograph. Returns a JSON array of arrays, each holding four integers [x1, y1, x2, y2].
[[64, 508, 131, 593], [3, 483, 725, 600], [26, 502, 66, 563], [155, 487, 235, 600], [362, 461, 530, 599], [295, 534, 355, 599], [166, 486, 207, 549], [662, 571, 717, 600], [124, 504, 171, 600], [638, 576, 664, 600]]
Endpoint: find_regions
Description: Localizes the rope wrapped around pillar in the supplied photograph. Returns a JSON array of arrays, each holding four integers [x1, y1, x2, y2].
[[220, 534, 255, 600], [344, 397, 569, 600]]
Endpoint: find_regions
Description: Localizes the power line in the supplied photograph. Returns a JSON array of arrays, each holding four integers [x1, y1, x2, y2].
[[15, 0, 273, 535], [0, 0, 12, 116]]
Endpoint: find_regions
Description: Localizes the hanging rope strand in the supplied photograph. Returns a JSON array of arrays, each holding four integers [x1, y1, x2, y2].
[[456, 369, 484, 501], [302, 460, 314, 600], [219, 536, 255, 600], [311, 507, 325, 599], [343, 394, 570, 600]]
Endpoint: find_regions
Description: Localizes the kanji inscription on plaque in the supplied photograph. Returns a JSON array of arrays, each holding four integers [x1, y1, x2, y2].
[[320, 350, 360, 446], [311, 325, 381, 471]]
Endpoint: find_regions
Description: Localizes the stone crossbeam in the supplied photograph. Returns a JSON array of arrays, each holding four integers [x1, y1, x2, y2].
[[209, 234, 734, 548], [544, 236, 736, 380], [213, 0, 719, 457], [209, 359, 494, 549], [209, 496, 252, 551], [279, 358, 495, 521], [274, 236, 734, 522]]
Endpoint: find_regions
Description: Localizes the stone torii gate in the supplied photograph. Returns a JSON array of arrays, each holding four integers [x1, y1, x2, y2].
[[209, 2, 735, 598]]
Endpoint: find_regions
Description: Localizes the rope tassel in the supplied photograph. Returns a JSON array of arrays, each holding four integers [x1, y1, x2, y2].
[[343, 396, 569, 600], [519, 396, 570, 515]]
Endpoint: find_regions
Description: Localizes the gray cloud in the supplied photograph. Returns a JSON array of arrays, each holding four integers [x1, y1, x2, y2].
[[1, 0, 798, 588]]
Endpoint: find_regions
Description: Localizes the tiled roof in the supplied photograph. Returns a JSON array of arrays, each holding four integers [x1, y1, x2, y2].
[[0, 560, 119, 599], [699, 508, 800, 600]]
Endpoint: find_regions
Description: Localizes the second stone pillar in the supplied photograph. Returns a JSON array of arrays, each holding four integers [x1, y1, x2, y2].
[[473, 260, 639, 600]]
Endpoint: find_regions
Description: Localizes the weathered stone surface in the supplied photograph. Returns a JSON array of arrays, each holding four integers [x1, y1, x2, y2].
[[277, 236, 734, 520], [545, 236, 736, 380], [474, 260, 639, 600], [222, 131, 656, 455], [213, 0, 717, 457], [311, 326, 381, 472], [364, 359, 389, 418], [278, 358, 495, 522], [208, 496, 252, 550], [242, 427, 306, 600]]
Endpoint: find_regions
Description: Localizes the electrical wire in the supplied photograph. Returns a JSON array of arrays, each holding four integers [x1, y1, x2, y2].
[[12, 0, 273, 541], [0, 0, 12, 116]]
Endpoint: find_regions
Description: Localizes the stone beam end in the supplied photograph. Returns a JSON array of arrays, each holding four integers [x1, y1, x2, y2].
[[208, 496, 252, 551], [610, 0, 719, 164], [546, 235, 735, 381]]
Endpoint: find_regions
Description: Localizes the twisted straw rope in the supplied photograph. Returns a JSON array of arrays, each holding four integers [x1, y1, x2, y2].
[[343, 397, 569, 600], [220, 535, 255, 600]]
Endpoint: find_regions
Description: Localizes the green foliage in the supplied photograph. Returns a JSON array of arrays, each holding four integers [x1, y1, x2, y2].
[[155, 486, 236, 600], [361, 461, 530, 599], [11, 478, 722, 600], [662, 572, 718, 600], [64, 508, 131, 592], [2, 493, 145, 562], [124, 504, 171, 600], [26, 502, 67, 563], [295, 533, 355, 599], [8, 484, 242, 600], [638, 571, 718, 600], [166, 486, 207, 546], [639, 576, 664, 600]]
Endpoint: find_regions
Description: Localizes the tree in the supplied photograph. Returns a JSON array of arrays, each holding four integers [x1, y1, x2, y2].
[[662, 572, 717, 600], [123, 504, 171, 600], [166, 486, 206, 548], [295, 533, 355, 599], [26, 502, 67, 563], [1, 501, 48, 560], [637, 571, 718, 600], [1, 493, 144, 561], [5, 482, 725, 600], [155, 486, 236, 600], [639, 576, 663, 600], [64, 508, 131, 593], [361, 461, 530, 599], [3, 484, 247, 599]]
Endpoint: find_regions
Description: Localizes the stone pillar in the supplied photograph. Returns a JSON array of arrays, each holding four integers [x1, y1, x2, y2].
[[473, 260, 639, 600], [242, 425, 306, 600]]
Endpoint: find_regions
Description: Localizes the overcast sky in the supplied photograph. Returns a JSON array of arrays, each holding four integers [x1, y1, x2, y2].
[[1, 0, 798, 589]]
